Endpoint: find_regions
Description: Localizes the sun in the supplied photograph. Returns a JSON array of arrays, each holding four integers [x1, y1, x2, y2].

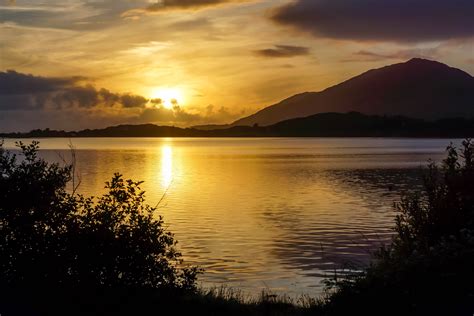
[[150, 88, 184, 109]]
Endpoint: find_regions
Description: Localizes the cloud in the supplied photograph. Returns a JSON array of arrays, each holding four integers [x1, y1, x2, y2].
[[135, 103, 243, 125], [204, 104, 243, 122], [0, 3, 90, 30], [0, 1, 147, 31], [146, 0, 232, 11], [51, 85, 101, 109], [343, 48, 440, 62], [271, 0, 474, 42], [120, 94, 149, 108], [137, 105, 200, 123], [0, 70, 147, 110], [0, 70, 246, 132], [122, 0, 251, 17], [0, 70, 83, 95], [254, 45, 310, 58]]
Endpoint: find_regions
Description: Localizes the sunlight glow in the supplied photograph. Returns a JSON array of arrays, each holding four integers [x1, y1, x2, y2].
[[150, 88, 184, 109]]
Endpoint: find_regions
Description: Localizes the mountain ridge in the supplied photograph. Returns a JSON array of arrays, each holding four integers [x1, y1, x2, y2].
[[231, 58, 474, 127]]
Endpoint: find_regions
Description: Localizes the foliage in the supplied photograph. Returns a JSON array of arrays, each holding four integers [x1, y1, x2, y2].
[[392, 139, 474, 253], [321, 139, 474, 315], [0, 141, 198, 296], [0, 140, 313, 315]]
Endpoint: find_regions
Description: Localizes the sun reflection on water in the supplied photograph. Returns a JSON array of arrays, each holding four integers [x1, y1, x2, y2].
[[161, 145, 173, 188]]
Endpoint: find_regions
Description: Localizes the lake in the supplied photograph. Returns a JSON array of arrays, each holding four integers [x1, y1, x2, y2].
[[2, 137, 461, 296]]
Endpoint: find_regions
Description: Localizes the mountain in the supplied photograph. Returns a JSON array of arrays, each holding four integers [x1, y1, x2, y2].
[[2, 112, 473, 138], [232, 58, 474, 126]]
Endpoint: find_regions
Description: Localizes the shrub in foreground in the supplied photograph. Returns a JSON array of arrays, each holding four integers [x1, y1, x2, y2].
[[321, 139, 474, 316], [0, 141, 198, 314]]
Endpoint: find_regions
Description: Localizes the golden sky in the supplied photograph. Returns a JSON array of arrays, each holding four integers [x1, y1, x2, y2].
[[1, 0, 473, 131]]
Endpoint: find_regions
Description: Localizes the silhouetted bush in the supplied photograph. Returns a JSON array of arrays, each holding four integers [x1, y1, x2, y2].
[[0, 141, 199, 314], [321, 139, 474, 316]]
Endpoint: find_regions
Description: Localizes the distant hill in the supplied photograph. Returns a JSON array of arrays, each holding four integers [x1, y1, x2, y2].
[[232, 58, 474, 127], [191, 124, 230, 130], [2, 112, 473, 138], [267, 112, 473, 137]]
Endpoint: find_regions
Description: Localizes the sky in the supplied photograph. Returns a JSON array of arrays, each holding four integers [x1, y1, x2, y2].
[[1, 0, 473, 132]]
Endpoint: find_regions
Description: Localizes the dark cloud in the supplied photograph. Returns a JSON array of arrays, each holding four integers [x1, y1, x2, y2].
[[150, 98, 163, 105], [343, 48, 438, 62], [51, 88, 147, 109], [52, 85, 100, 109], [145, 0, 241, 11], [0, 70, 147, 110], [271, 0, 474, 42], [0, 95, 36, 111], [254, 45, 310, 58], [0, 70, 82, 95], [352, 50, 411, 61], [120, 94, 148, 108], [121, 0, 250, 17], [98, 88, 121, 106]]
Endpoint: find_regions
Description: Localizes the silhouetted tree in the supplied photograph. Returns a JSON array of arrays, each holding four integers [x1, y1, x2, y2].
[[322, 139, 474, 316], [391, 139, 474, 255], [0, 141, 198, 294]]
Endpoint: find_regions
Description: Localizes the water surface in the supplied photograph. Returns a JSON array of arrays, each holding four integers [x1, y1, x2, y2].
[[3, 138, 460, 296]]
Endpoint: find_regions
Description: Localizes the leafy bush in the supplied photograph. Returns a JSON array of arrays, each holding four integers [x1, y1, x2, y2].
[[392, 139, 474, 253], [0, 141, 315, 315], [321, 139, 474, 316], [0, 141, 198, 296]]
